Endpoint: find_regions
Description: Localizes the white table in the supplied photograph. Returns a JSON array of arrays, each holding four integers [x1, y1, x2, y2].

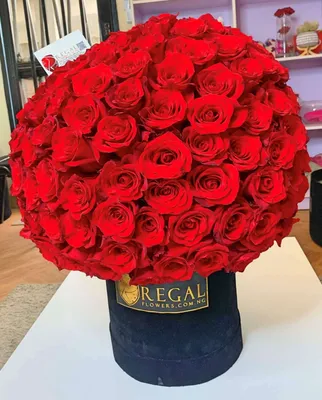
[[1, 237, 322, 399]]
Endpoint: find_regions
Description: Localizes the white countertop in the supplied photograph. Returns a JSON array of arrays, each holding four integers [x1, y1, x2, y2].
[[1, 237, 322, 399]]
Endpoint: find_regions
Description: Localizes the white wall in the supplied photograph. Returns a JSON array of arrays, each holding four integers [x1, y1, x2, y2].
[[0, 64, 12, 157]]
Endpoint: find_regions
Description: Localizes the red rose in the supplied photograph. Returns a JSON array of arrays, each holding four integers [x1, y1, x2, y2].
[[282, 86, 300, 113], [196, 63, 244, 100], [278, 26, 291, 35], [62, 212, 96, 249], [187, 94, 235, 134], [277, 188, 300, 219], [10, 158, 24, 196], [56, 247, 94, 274], [281, 115, 307, 150], [244, 167, 286, 208], [284, 151, 310, 195], [166, 37, 217, 65], [215, 33, 250, 59], [20, 211, 42, 239], [38, 207, 62, 241], [99, 240, 144, 274], [134, 206, 165, 247], [31, 116, 57, 146], [150, 53, 194, 91], [88, 261, 122, 281], [232, 58, 263, 82], [72, 64, 113, 98], [154, 256, 193, 282], [9, 124, 26, 156], [32, 236, 61, 264], [187, 240, 228, 277], [275, 63, 289, 83], [266, 131, 297, 169], [107, 31, 132, 52], [259, 56, 280, 78], [34, 158, 59, 203], [52, 127, 97, 171], [130, 266, 162, 285], [292, 149, 311, 175], [274, 7, 295, 17], [17, 97, 47, 126], [243, 96, 273, 134], [138, 132, 192, 179], [183, 127, 229, 165], [93, 199, 135, 242], [147, 13, 177, 36], [139, 90, 186, 130], [46, 87, 71, 116], [227, 248, 261, 272], [200, 14, 225, 36], [295, 174, 309, 203], [171, 17, 207, 38], [54, 54, 89, 78], [264, 89, 295, 116], [87, 42, 117, 67], [188, 164, 239, 206], [21, 136, 48, 167], [247, 41, 272, 59], [93, 114, 137, 154], [130, 34, 165, 64], [242, 208, 281, 251], [145, 179, 192, 215], [213, 200, 252, 245], [62, 95, 106, 133], [275, 217, 298, 246], [114, 50, 151, 79], [60, 175, 96, 220], [24, 170, 39, 211], [229, 130, 265, 171], [99, 161, 147, 201], [169, 205, 215, 246], [105, 77, 146, 111]]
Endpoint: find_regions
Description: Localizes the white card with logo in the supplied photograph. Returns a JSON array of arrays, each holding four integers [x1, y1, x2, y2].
[[34, 30, 91, 75]]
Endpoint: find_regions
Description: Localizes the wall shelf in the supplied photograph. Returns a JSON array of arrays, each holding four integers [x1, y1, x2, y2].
[[306, 123, 322, 131], [277, 54, 322, 63]]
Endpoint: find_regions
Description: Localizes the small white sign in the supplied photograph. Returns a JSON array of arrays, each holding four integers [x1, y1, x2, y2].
[[34, 30, 91, 75]]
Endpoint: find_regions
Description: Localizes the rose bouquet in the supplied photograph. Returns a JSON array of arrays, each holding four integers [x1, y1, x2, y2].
[[10, 13, 310, 387], [10, 13, 309, 286]]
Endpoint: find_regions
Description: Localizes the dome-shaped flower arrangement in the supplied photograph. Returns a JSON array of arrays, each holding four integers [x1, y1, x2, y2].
[[9, 13, 310, 285]]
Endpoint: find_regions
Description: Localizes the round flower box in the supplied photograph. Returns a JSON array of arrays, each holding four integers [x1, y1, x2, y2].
[[106, 271, 242, 386]]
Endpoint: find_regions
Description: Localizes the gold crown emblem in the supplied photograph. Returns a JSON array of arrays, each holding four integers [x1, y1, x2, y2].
[[117, 274, 140, 306]]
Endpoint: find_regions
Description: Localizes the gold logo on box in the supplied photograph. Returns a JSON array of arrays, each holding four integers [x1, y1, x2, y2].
[[116, 273, 209, 314]]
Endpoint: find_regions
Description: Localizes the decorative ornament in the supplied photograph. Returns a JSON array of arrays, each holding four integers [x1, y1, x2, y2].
[[275, 7, 295, 57], [296, 21, 320, 56]]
